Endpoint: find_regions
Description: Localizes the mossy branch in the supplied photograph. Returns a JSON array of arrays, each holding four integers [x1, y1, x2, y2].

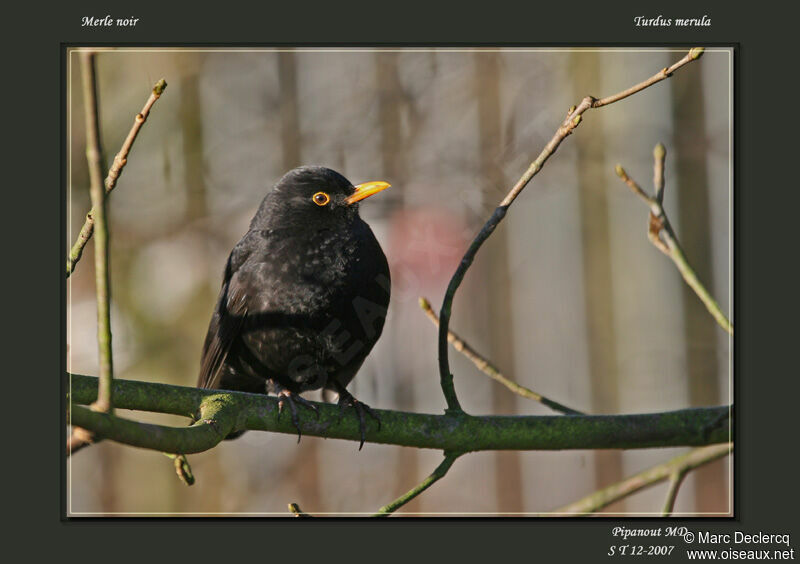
[[69, 374, 730, 454]]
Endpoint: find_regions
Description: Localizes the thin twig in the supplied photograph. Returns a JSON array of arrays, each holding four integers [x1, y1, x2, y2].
[[288, 503, 313, 517], [614, 164, 671, 254], [553, 442, 732, 515], [81, 52, 114, 415], [653, 142, 666, 203], [163, 453, 195, 486], [374, 452, 461, 516], [67, 428, 96, 456], [66, 75, 167, 278], [662, 468, 689, 516], [420, 297, 582, 415], [615, 145, 733, 336], [591, 47, 705, 108], [437, 48, 706, 412]]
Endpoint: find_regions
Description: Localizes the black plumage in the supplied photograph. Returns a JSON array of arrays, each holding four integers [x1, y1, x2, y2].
[[197, 166, 391, 448]]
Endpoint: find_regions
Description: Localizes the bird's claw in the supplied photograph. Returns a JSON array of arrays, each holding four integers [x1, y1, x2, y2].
[[276, 389, 319, 443], [336, 390, 381, 450]]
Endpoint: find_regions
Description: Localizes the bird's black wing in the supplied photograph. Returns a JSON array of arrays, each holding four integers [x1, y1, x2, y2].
[[197, 252, 250, 390]]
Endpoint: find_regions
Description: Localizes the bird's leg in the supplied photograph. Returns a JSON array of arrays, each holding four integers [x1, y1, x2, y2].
[[332, 382, 380, 450], [267, 379, 319, 443]]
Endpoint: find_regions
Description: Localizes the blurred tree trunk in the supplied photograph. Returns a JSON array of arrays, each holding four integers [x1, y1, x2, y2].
[[278, 51, 301, 170], [474, 52, 524, 514], [178, 56, 227, 512], [277, 49, 324, 510], [181, 69, 208, 222], [671, 64, 724, 513], [98, 444, 118, 512], [570, 52, 625, 512], [376, 52, 406, 212], [375, 51, 422, 512]]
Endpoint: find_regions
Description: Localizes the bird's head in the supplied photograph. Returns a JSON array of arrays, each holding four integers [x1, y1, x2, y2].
[[251, 166, 390, 231]]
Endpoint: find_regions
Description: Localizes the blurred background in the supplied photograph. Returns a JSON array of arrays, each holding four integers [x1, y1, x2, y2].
[[66, 47, 732, 516]]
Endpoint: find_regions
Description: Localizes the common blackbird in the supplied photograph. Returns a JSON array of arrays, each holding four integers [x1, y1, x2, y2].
[[197, 166, 391, 449]]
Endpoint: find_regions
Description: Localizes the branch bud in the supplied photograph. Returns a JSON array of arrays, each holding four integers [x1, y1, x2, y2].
[[153, 78, 168, 95], [689, 47, 705, 60]]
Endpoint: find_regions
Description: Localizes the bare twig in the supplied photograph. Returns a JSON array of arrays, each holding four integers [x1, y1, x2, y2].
[[653, 142, 666, 202], [615, 144, 733, 336], [591, 48, 705, 108], [81, 52, 114, 415], [287, 503, 313, 517], [437, 48, 706, 412], [553, 442, 732, 515], [614, 164, 671, 254], [374, 452, 461, 516], [163, 453, 195, 486], [420, 297, 582, 415], [66, 72, 167, 278], [67, 427, 95, 456], [662, 468, 689, 516]]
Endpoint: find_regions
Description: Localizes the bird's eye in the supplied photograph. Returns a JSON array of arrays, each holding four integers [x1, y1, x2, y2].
[[312, 192, 330, 206]]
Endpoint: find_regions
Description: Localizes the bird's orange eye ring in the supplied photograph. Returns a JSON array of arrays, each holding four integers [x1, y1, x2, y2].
[[312, 192, 330, 206]]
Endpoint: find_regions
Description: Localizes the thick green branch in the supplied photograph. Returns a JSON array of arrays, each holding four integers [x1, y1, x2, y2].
[[69, 374, 731, 454], [70, 392, 236, 454]]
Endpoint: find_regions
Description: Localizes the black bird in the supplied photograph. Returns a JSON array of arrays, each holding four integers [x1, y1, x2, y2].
[[197, 166, 391, 448]]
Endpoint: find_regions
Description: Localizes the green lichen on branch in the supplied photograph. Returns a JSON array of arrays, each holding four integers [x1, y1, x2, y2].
[[71, 391, 237, 454], [69, 374, 731, 455]]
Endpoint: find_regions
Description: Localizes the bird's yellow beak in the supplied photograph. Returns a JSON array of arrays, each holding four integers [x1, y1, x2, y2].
[[345, 181, 391, 205]]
